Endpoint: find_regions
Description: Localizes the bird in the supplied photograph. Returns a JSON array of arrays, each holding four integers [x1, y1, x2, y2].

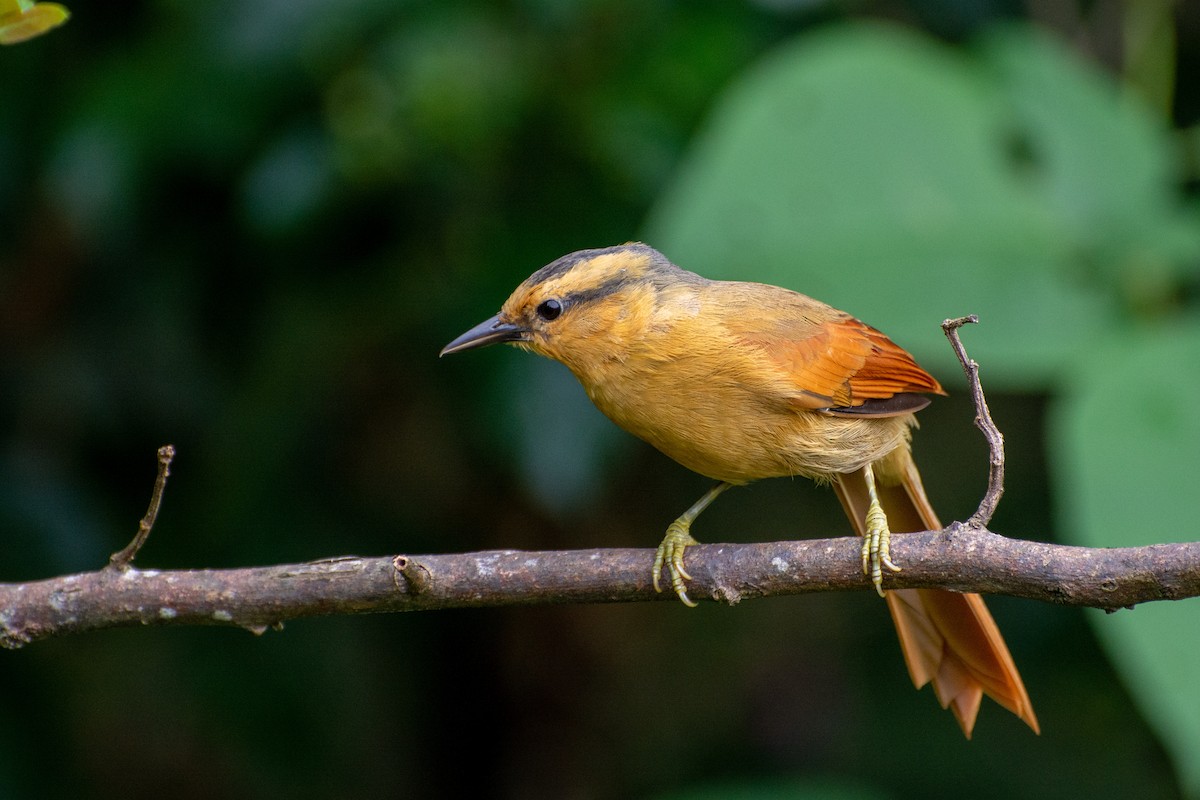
[[441, 242, 1038, 737]]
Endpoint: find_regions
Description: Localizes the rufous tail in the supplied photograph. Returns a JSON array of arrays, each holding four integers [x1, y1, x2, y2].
[[833, 448, 1039, 738]]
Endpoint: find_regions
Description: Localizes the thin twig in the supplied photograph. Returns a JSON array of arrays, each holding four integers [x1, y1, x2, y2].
[[942, 316, 1004, 528], [107, 445, 176, 571]]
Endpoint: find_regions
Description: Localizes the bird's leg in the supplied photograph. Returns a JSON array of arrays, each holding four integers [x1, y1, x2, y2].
[[860, 462, 901, 596], [653, 481, 732, 607]]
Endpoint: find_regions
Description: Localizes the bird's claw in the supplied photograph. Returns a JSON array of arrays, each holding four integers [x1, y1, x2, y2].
[[653, 520, 700, 607], [861, 498, 901, 597]]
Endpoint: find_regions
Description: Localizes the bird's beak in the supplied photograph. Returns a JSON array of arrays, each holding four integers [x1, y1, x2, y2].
[[440, 314, 527, 356]]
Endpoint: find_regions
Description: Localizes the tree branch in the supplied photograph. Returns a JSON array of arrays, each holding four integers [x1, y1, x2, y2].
[[2, 531, 1198, 648], [3, 315, 1197, 650]]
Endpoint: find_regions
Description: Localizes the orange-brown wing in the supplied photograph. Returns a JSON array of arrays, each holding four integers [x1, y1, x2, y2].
[[738, 309, 944, 411]]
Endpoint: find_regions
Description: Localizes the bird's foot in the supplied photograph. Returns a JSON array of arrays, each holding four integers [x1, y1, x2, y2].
[[860, 497, 901, 597], [653, 520, 700, 607]]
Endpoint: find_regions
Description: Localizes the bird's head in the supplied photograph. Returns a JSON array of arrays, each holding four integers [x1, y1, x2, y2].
[[441, 243, 685, 367]]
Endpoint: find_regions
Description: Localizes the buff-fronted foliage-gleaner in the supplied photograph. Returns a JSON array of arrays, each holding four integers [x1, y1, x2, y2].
[[442, 243, 1038, 738]]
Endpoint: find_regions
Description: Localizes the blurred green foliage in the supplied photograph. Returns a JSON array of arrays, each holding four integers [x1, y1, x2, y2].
[[646, 23, 1200, 382], [2, 2, 1199, 799], [1053, 322, 1200, 797], [647, 18, 1200, 797]]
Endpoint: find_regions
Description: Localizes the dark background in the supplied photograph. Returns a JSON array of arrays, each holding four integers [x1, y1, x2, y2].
[[2, 2, 1198, 798]]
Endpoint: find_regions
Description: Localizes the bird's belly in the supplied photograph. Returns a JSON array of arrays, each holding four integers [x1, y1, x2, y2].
[[583, 374, 914, 484]]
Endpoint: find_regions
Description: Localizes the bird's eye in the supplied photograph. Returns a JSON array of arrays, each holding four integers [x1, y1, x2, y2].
[[536, 299, 563, 321]]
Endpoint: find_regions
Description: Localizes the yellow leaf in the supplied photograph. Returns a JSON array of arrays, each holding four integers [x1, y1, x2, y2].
[[0, 3, 69, 45]]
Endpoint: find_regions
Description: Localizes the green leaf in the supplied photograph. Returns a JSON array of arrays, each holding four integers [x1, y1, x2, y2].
[[645, 22, 1195, 387], [981, 25, 1200, 294], [1051, 318, 1200, 798]]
